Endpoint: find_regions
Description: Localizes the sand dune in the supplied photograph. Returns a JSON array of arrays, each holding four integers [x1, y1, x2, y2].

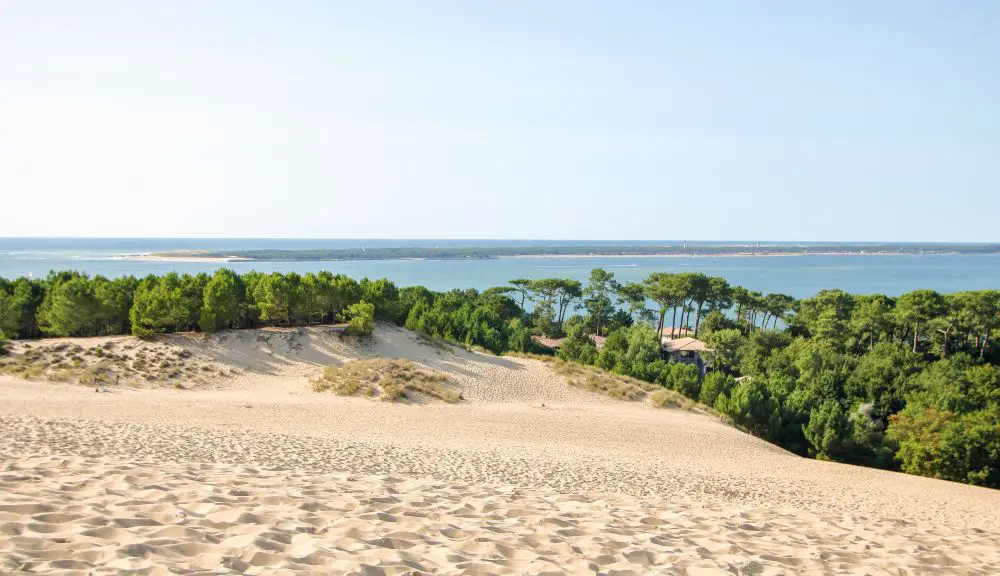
[[2, 325, 999, 574], [4, 325, 600, 403], [169, 325, 604, 404], [4, 454, 996, 575]]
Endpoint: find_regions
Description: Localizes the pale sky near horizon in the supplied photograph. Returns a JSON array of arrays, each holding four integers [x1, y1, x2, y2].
[[1, 1, 997, 241]]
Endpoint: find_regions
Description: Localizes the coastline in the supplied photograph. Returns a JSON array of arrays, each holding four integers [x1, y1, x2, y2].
[[126, 254, 241, 263], [497, 251, 949, 259], [127, 250, 964, 263]]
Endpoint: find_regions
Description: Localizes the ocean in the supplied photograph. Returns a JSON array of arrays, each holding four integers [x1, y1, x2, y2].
[[1, 238, 999, 298]]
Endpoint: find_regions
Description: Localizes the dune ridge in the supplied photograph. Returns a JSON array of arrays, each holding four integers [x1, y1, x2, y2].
[[4, 453, 996, 575], [2, 325, 999, 574]]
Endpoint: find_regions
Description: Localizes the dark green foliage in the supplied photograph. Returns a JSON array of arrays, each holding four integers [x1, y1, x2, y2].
[[0, 277, 44, 339], [95, 276, 138, 335], [697, 310, 736, 338], [704, 328, 743, 372], [252, 272, 300, 326], [665, 362, 701, 398], [590, 324, 671, 384], [36, 273, 135, 337], [620, 324, 665, 379], [557, 319, 599, 365], [557, 334, 598, 365], [804, 400, 852, 460], [361, 278, 401, 322], [935, 408, 1000, 487], [3, 265, 1000, 488], [886, 402, 1000, 487], [718, 378, 777, 437], [199, 269, 247, 332], [508, 279, 532, 309], [606, 309, 634, 334], [37, 275, 102, 336], [739, 331, 792, 376], [345, 301, 375, 336], [130, 273, 201, 336], [398, 285, 435, 322], [848, 402, 894, 468], [296, 272, 331, 325], [896, 289, 947, 353], [0, 284, 18, 339], [910, 355, 998, 413], [582, 268, 617, 336], [849, 294, 894, 352], [844, 343, 922, 421], [615, 281, 653, 326], [699, 372, 734, 406], [791, 289, 854, 349], [595, 329, 627, 373], [404, 288, 520, 353], [527, 278, 580, 337], [505, 318, 536, 354]]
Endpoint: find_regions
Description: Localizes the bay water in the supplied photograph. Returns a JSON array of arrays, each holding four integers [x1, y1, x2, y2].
[[2, 238, 999, 298]]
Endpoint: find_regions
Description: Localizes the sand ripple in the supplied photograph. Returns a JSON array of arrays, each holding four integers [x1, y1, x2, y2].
[[2, 327, 999, 574], [3, 454, 997, 575]]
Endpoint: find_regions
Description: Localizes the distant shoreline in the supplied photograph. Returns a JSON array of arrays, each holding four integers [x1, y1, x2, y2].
[[497, 251, 951, 259], [127, 253, 236, 263], [130, 245, 997, 263]]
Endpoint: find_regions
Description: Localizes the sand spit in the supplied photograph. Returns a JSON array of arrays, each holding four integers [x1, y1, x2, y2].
[[2, 325, 1000, 574]]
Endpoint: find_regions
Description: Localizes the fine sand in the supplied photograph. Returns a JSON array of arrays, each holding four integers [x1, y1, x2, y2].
[[1, 325, 999, 575]]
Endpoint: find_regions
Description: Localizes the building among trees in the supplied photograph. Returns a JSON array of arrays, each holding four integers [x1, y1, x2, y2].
[[661, 337, 711, 376]]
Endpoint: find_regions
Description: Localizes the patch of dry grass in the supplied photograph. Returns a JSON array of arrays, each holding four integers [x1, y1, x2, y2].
[[49, 369, 75, 383], [415, 333, 457, 355], [22, 365, 46, 380], [650, 388, 696, 410], [312, 358, 460, 403], [549, 359, 657, 401], [0, 338, 234, 389], [79, 361, 114, 386], [502, 351, 556, 362], [544, 358, 714, 414]]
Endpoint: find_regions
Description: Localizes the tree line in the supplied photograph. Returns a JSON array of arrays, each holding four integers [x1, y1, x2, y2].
[[0, 270, 383, 340], [1, 268, 998, 488], [161, 242, 1000, 261]]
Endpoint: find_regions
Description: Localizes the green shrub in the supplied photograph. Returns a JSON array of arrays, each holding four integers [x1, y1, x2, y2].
[[344, 301, 375, 337], [699, 372, 735, 406]]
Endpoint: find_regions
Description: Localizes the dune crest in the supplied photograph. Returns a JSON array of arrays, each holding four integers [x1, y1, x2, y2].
[[2, 325, 999, 574], [2, 325, 604, 404]]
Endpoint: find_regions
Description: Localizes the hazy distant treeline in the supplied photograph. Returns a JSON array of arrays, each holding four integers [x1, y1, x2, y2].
[[157, 242, 1000, 261]]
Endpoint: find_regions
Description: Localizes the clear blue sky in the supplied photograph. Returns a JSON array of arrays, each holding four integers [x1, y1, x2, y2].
[[1, 1, 997, 240]]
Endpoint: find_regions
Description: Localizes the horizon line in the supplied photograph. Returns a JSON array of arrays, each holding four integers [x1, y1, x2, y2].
[[2, 236, 1000, 245]]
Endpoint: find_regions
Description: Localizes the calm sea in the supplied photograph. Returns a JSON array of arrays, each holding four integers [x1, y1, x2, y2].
[[1, 238, 999, 298]]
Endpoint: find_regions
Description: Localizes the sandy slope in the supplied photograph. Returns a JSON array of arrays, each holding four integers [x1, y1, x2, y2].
[[1, 325, 999, 575]]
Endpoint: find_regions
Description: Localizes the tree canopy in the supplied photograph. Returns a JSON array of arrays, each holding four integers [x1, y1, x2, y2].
[[2, 266, 998, 488]]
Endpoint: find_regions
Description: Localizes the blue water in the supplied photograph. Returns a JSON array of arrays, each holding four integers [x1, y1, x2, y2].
[[1, 238, 999, 298]]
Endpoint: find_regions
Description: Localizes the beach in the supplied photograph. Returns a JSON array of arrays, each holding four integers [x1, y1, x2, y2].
[[133, 250, 960, 263], [2, 325, 999, 574]]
